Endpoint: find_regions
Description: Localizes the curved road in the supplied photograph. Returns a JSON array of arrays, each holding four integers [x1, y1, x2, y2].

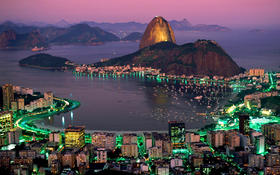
[[15, 97, 80, 135]]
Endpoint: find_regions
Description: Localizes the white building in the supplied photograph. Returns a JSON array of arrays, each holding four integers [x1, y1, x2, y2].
[[170, 158, 183, 168], [105, 133, 116, 150], [49, 132, 62, 144], [96, 148, 107, 163], [186, 132, 200, 143]]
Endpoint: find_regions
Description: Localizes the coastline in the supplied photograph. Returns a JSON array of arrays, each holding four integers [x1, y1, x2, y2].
[[15, 97, 80, 135], [33, 121, 200, 135], [16, 96, 202, 135], [19, 63, 64, 70]]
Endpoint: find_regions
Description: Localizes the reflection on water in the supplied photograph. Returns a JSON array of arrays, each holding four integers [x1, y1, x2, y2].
[[39, 74, 231, 131]]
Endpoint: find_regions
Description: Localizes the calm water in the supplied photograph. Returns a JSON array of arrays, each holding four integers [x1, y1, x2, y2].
[[0, 30, 279, 131]]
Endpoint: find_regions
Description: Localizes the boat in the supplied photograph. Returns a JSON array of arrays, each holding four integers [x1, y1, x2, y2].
[[31, 46, 45, 52], [194, 95, 203, 100]]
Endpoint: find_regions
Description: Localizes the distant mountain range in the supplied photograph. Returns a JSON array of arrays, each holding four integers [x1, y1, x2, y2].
[[82, 18, 231, 33], [0, 30, 47, 49], [51, 24, 120, 45], [0, 19, 232, 49], [0, 23, 120, 49], [121, 32, 142, 41], [95, 40, 243, 77], [0, 18, 231, 34]]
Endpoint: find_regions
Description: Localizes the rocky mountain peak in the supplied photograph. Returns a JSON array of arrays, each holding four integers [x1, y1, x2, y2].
[[139, 16, 176, 49]]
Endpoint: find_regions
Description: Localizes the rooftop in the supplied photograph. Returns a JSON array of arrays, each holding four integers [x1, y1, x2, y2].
[[64, 126, 85, 132]]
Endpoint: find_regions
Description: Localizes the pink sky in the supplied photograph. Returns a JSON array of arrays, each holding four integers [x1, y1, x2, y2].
[[1, 0, 279, 27]]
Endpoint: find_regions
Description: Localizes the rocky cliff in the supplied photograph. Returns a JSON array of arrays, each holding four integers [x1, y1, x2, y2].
[[139, 16, 176, 49], [95, 40, 243, 77]]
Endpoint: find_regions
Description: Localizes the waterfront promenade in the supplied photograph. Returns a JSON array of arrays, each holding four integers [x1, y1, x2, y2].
[[14, 97, 80, 136]]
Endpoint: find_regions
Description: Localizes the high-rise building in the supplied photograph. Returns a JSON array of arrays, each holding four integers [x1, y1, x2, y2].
[[170, 158, 183, 168], [49, 131, 62, 144], [239, 114, 250, 135], [17, 98, 24, 110], [105, 133, 116, 150], [262, 124, 280, 145], [92, 132, 106, 148], [249, 69, 264, 77], [76, 151, 89, 168], [121, 144, 138, 158], [228, 134, 240, 149], [148, 146, 162, 158], [0, 137, 6, 147], [2, 84, 14, 111], [248, 154, 264, 169], [162, 140, 172, 156], [266, 153, 280, 167], [91, 132, 116, 150], [123, 133, 137, 144], [0, 87, 2, 109], [168, 121, 185, 149], [50, 160, 61, 175], [48, 152, 62, 167], [255, 135, 265, 154], [64, 126, 85, 149], [62, 151, 75, 168], [0, 111, 13, 136], [8, 130, 20, 144], [11, 101, 17, 111], [96, 148, 107, 163], [144, 133, 153, 150], [239, 134, 250, 149], [44, 91, 53, 106], [207, 131, 225, 148], [185, 132, 200, 143]]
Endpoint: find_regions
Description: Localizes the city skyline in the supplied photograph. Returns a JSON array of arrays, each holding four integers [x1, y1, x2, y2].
[[1, 0, 280, 28], [0, 0, 280, 174]]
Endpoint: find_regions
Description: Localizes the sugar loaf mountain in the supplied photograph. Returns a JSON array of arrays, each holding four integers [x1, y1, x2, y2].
[[95, 16, 242, 77]]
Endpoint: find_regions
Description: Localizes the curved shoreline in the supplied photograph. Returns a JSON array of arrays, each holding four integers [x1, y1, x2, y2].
[[15, 97, 80, 135], [17, 96, 201, 135], [33, 120, 200, 134]]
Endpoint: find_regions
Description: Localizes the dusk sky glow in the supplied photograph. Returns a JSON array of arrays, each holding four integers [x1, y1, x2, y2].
[[1, 0, 280, 28]]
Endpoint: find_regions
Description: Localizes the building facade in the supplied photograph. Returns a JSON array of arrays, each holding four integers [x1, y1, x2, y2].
[[168, 121, 185, 149], [2, 84, 14, 110], [64, 126, 85, 149], [0, 111, 13, 136]]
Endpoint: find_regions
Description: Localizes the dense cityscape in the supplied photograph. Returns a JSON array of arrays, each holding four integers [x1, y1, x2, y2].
[[1, 1, 280, 175], [0, 68, 279, 175]]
